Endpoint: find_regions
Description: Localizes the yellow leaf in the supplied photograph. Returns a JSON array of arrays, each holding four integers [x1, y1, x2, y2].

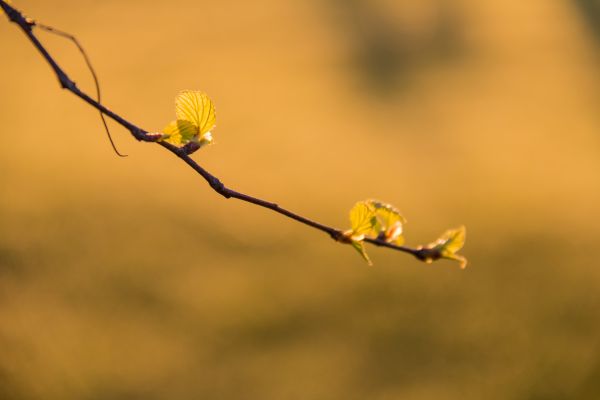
[[351, 240, 373, 266], [433, 226, 466, 255], [349, 201, 377, 239], [446, 253, 468, 270], [424, 226, 467, 269], [367, 199, 406, 245], [340, 201, 377, 265], [161, 119, 199, 145], [175, 90, 216, 136]]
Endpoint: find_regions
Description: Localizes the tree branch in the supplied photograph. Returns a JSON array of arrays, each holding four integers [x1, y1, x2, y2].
[[1, 0, 433, 262]]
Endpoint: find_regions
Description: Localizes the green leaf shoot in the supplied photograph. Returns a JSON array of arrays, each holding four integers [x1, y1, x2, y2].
[[161, 90, 216, 147], [340, 201, 378, 266], [419, 226, 467, 269], [367, 199, 406, 245]]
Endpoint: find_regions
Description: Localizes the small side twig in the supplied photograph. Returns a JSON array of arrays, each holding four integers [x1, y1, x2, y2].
[[34, 22, 127, 157]]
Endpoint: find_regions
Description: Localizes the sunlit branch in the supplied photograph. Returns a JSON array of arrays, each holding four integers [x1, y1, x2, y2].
[[1, 0, 434, 262]]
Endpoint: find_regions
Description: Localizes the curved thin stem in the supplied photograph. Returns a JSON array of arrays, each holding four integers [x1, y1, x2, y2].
[[35, 22, 127, 157]]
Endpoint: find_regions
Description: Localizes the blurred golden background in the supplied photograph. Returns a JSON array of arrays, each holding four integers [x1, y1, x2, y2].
[[1, 0, 600, 399]]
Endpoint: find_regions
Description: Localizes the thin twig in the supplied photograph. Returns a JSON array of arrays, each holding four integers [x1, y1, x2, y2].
[[35, 22, 127, 157], [0, 0, 427, 261]]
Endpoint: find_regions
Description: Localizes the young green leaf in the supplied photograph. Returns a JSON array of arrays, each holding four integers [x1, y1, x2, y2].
[[421, 226, 467, 269], [162, 119, 199, 145], [351, 240, 373, 266], [161, 90, 216, 147], [367, 199, 406, 245], [340, 201, 377, 266], [348, 201, 377, 240], [175, 90, 216, 136]]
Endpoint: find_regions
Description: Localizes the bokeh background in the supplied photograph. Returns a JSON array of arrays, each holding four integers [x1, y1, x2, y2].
[[1, 0, 600, 399]]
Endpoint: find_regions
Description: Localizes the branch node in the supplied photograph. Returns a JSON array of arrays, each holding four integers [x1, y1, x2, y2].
[[59, 76, 77, 91], [210, 178, 229, 197], [413, 247, 440, 262], [182, 142, 202, 155], [330, 230, 344, 241], [2, 2, 31, 31], [130, 127, 149, 141]]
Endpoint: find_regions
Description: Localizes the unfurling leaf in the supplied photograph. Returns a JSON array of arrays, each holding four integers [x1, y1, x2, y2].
[[160, 90, 216, 147], [341, 200, 405, 266], [420, 226, 467, 269], [175, 90, 216, 135], [349, 201, 377, 240], [162, 119, 199, 145], [341, 199, 466, 268], [340, 201, 377, 266], [367, 199, 406, 245], [351, 240, 373, 266]]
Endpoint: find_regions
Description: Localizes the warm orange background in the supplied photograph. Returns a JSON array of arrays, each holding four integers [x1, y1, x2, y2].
[[1, 1, 600, 399]]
